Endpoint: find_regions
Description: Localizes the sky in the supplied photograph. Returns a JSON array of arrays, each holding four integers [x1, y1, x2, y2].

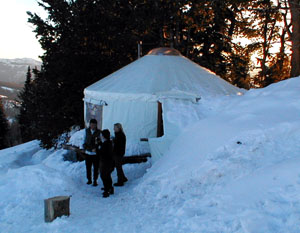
[[0, 0, 45, 60], [0, 1, 286, 63]]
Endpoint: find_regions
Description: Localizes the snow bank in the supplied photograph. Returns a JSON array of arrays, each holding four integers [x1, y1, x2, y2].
[[135, 77, 300, 232], [0, 77, 300, 233], [68, 129, 85, 148], [0, 149, 83, 233], [0, 140, 41, 175], [0, 141, 151, 233]]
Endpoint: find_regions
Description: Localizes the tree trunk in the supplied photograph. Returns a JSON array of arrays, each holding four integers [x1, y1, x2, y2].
[[289, 0, 300, 77]]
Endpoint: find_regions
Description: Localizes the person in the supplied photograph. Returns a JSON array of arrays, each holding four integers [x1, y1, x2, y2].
[[98, 129, 114, 198], [82, 119, 100, 186], [113, 123, 128, 187]]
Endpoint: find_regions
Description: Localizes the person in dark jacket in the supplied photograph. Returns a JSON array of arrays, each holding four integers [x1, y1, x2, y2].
[[113, 123, 128, 187], [83, 119, 100, 186], [98, 129, 114, 198]]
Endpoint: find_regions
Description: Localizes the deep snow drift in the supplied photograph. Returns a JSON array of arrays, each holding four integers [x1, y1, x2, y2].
[[0, 77, 300, 233]]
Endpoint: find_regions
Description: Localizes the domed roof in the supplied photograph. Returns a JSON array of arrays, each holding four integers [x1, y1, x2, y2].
[[147, 47, 181, 56], [84, 48, 242, 103]]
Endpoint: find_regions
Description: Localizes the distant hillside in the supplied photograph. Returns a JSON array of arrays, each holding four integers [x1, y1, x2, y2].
[[0, 81, 23, 101], [0, 81, 22, 120], [0, 58, 41, 84], [0, 58, 41, 146]]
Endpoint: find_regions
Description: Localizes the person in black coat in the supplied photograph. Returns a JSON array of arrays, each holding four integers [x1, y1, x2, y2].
[[98, 129, 114, 198], [113, 123, 128, 186], [83, 119, 100, 186]]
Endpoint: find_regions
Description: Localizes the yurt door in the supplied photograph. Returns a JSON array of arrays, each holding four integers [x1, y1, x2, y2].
[[157, 101, 164, 137]]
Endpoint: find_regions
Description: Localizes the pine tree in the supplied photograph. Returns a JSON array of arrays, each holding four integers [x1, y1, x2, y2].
[[242, 0, 292, 87], [27, 0, 127, 148], [0, 100, 8, 149], [288, 0, 300, 77], [18, 66, 35, 142]]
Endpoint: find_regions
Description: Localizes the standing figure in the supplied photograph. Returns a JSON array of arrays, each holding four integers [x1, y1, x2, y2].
[[83, 119, 100, 186], [98, 129, 114, 198], [113, 123, 128, 187]]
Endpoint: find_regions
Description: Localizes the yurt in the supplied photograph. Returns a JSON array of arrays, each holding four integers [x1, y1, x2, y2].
[[83, 47, 242, 161]]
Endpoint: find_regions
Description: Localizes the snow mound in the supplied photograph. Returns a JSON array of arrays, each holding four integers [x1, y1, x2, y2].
[[68, 129, 85, 147], [0, 140, 41, 174], [0, 77, 300, 233], [135, 77, 300, 232]]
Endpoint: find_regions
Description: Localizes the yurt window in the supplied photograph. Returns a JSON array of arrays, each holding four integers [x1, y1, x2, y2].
[[85, 102, 103, 130]]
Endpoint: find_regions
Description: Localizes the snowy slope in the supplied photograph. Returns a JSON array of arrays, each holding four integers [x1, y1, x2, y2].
[[0, 77, 299, 233], [136, 77, 300, 232]]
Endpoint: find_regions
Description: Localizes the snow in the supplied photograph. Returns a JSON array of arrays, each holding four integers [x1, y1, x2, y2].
[[0, 77, 300, 232], [68, 129, 85, 147], [0, 86, 15, 92], [136, 77, 300, 232]]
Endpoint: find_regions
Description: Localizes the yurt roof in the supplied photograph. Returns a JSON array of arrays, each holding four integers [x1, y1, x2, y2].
[[84, 48, 241, 103]]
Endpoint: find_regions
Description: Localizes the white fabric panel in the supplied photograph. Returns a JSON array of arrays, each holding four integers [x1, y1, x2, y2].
[[102, 100, 158, 141]]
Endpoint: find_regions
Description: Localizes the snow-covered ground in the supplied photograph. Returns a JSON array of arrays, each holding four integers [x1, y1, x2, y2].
[[0, 77, 300, 233], [0, 86, 15, 92]]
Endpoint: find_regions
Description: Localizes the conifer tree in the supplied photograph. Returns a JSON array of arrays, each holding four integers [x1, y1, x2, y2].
[[243, 0, 291, 87], [27, 0, 125, 148], [287, 0, 300, 77], [0, 100, 8, 149], [18, 66, 35, 142], [137, 0, 254, 88]]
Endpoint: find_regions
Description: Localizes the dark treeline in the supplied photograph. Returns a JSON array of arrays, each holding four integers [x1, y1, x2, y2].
[[15, 0, 298, 148], [0, 101, 8, 149]]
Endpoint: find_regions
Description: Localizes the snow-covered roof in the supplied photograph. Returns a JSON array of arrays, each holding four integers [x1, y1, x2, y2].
[[84, 48, 241, 103]]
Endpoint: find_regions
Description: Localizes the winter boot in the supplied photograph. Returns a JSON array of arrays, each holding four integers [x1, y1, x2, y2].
[[109, 187, 114, 195], [102, 191, 110, 198], [114, 182, 124, 187], [92, 181, 98, 187], [87, 180, 92, 185]]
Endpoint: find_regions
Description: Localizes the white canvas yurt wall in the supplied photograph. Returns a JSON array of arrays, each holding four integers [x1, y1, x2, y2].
[[83, 47, 242, 159], [102, 100, 158, 140]]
